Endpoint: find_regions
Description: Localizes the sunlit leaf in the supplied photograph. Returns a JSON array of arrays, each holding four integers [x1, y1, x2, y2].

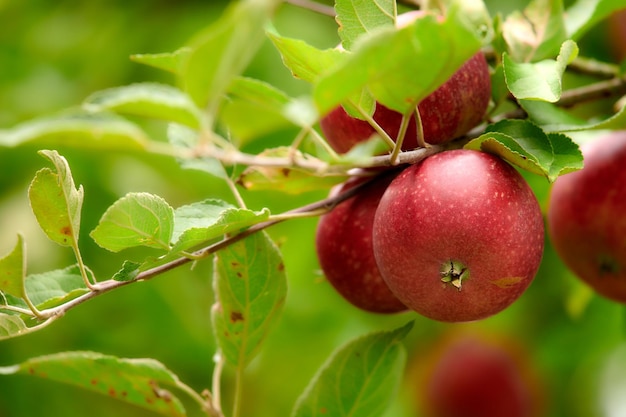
[[130, 47, 191, 74], [212, 231, 287, 367], [29, 150, 84, 248], [565, 0, 626, 41], [25, 265, 90, 309], [292, 322, 413, 417], [503, 40, 578, 102], [502, 0, 567, 62], [171, 199, 271, 253], [84, 83, 203, 129], [313, 5, 482, 115], [0, 111, 148, 150], [180, 0, 280, 108], [0, 235, 26, 299], [0, 351, 187, 417], [90, 192, 174, 252], [335, 0, 396, 51]]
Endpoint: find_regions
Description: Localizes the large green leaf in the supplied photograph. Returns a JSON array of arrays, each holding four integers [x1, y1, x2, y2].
[[212, 231, 287, 367], [0, 111, 148, 150], [503, 40, 578, 102], [313, 4, 482, 115], [335, 0, 396, 51], [84, 83, 203, 129], [0, 351, 188, 417], [29, 150, 84, 248], [292, 322, 413, 417], [25, 265, 90, 310], [0, 235, 26, 299], [90, 192, 174, 252], [180, 0, 280, 109]]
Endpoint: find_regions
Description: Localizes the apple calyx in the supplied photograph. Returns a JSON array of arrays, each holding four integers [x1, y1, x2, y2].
[[440, 260, 469, 290]]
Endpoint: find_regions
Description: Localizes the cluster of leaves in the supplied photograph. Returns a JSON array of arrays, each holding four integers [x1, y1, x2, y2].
[[0, 0, 625, 416]]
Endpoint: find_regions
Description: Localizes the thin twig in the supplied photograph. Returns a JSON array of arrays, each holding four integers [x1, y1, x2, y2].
[[283, 0, 335, 16], [558, 76, 626, 108]]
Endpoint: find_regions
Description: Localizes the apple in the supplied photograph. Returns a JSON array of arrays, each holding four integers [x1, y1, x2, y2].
[[315, 172, 407, 313], [372, 149, 544, 322], [418, 332, 544, 417], [548, 131, 626, 303], [319, 50, 491, 153]]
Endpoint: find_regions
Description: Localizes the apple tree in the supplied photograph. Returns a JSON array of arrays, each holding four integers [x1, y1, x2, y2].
[[1, 0, 626, 416]]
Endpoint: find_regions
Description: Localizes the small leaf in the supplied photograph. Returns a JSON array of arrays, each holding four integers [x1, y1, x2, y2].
[[0, 351, 187, 417], [0, 314, 28, 340], [25, 265, 90, 309], [565, 0, 626, 41], [212, 231, 287, 367], [547, 132, 584, 179], [292, 322, 413, 417], [180, 0, 280, 108], [29, 150, 84, 248], [130, 47, 191, 74], [502, 0, 567, 62], [112, 261, 142, 282], [503, 40, 578, 102], [0, 235, 26, 299], [335, 0, 396, 51], [84, 83, 203, 129], [171, 199, 271, 253], [0, 111, 148, 150], [90, 192, 174, 252]]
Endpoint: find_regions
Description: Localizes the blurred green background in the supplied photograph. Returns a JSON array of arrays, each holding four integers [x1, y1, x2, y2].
[[0, 1, 625, 417]]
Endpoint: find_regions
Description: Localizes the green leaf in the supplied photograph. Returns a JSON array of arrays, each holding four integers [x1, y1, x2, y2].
[[565, 0, 626, 41], [236, 147, 346, 193], [464, 119, 583, 182], [112, 261, 142, 282], [171, 199, 271, 253], [90, 192, 174, 252], [0, 235, 26, 299], [292, 322, 413, 417], [29, 150, 84, 248], [0, 351, 187, 417], [0, 314, 28, 340], [521, 100, 626, 132], [503, 40, 578, 102], [25, 265, 90, 309], [313, 4, 482, 115], [502, 0, 567, 62], [167, 124, 228, 179], [180, 0, 280, 108], [212, 231, 287, 367], [335, 0, 396, 51], [130, 47, 191, 74], [84, 83, 203, 129], [0, 111, 148, 150]]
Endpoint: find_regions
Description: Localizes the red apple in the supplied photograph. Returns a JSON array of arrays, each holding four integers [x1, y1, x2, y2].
[[418, 332, 544, 417], [319, 51, 491, 153], [315, 173, 407, 313], [372, 149, 544, 322], [548, 131, 626, 303]]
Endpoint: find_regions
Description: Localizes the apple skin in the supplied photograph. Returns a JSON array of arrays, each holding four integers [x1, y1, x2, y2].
[[319, 52, 491, 153], [419, 333, 543, 417], [315, 173, 408, 313], [372, 149, 544, 322], [548, 131, 626, 303]]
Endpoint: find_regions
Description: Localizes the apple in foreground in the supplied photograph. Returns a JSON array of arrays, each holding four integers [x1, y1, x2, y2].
[[418, 332, 544, 417], [315, 173, 407, 313], [548, 131, 626, 303], [372, 149, 544, 322], [319, 51, 491, 153]]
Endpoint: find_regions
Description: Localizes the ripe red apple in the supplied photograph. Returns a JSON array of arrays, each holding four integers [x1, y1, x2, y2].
[[315, 173, 407, 313], [548, 131, 626, 303], [418, 332, 544, 417], [372, 149, 544, 322], [319, 51, 491, 153]]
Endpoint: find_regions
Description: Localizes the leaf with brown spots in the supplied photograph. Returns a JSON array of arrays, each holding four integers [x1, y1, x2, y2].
[[0, 351, 188, 417]]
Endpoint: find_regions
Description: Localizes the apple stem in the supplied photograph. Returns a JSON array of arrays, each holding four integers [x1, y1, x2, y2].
[[389, 111, 412, 165], [414, 105, 427, 148], [440, 260, 469, 291]]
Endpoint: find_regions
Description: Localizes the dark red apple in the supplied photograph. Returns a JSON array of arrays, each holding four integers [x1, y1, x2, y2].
[[548, 131, 626, 303], [319, 52, 491, 153], [418, 332, 544, 417], [372, 149, 544, 322], [315, 173, 407, 313]]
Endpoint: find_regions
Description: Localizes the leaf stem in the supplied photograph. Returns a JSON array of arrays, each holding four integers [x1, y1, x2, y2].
[[232, 364, 245, 417]]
